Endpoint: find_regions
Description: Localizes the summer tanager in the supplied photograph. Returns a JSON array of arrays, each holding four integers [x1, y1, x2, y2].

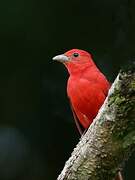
[[53, 49, 123, 180], [53, 49, 110, 133]]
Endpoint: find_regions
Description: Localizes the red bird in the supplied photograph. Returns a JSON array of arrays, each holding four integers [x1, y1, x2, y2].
[[53, 49, 110, 134], [53, 49, 123, 180]]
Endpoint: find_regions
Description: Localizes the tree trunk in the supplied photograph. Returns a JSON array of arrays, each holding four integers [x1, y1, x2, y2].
[[57, 63, 135, 180]]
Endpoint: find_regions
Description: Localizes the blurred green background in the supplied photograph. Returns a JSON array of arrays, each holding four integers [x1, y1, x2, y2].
[[0, 0, 135, 179]]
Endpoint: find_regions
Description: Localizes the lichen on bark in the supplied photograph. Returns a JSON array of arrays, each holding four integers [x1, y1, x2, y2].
[[57, 64, 135, 180], [58, 64, 135, 180]]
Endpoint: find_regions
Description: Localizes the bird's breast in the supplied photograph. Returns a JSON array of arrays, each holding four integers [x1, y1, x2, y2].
[[67, 77, 91, 111], [67, 76, 106, 119]]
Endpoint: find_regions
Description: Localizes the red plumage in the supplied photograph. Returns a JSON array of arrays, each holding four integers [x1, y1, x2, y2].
[[53, 49, 123, 180], [53, 49, 110, 132]]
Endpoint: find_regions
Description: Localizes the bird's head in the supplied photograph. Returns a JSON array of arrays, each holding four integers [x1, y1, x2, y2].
[[53, 49, 95, 75]]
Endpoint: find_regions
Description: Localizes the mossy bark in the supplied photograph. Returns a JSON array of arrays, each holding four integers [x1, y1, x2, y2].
[[57, 68, 135, 180]]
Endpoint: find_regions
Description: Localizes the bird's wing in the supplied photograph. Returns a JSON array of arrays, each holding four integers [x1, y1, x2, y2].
[[68, 78, 108, 128], [83, 69, 111, 97]]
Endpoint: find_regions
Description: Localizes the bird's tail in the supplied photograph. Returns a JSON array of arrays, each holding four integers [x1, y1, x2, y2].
[[115, 171, 123, 180]]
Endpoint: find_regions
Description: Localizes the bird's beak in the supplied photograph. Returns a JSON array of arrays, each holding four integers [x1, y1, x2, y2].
[[52, 54, 69, 63]]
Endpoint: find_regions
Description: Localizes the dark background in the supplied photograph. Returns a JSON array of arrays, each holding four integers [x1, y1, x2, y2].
[[0, 0, 135, 179]]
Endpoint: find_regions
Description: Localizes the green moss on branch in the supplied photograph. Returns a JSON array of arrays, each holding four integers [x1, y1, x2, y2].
[[58, 68, 135, 180]]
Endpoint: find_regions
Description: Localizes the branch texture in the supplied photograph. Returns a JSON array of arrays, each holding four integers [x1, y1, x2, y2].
[[58, 65, 135, 180]]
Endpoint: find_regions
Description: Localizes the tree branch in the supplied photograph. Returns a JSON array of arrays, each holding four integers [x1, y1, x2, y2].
[[57, 64, 135, 180]]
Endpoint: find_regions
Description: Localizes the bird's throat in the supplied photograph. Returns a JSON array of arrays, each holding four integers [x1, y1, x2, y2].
[[65, 62, 93, 76]]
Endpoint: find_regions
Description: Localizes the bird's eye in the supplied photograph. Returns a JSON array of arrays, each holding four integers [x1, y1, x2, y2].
[[73, 53, 79, 57]]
